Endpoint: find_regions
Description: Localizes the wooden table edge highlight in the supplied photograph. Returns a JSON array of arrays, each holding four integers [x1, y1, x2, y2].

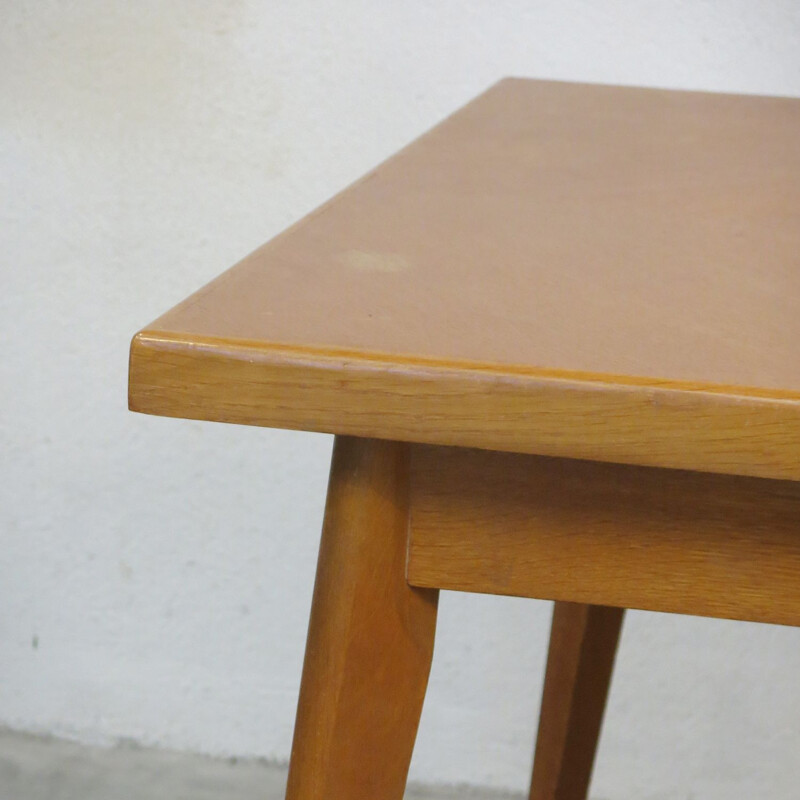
[[128, 330, 800, 482]]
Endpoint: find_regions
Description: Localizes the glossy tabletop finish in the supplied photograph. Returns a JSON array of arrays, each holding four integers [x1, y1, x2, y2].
[[130, 78, 800, 480]]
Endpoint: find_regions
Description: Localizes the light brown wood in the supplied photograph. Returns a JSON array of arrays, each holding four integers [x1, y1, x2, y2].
[[407, 444, 800, 626], [529, 603, 624, 800], [286, 436, 438, 800], [129, 78, 800, 482], [129, 333, 800, 482]]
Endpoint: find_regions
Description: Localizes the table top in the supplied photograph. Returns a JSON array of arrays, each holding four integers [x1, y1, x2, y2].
[[130, 78, 800, 481]]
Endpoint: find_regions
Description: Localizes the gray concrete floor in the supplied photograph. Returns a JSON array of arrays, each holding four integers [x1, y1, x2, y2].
[[0, 729, 521, 800]]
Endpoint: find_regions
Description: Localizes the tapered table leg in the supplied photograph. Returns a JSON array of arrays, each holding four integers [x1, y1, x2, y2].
[[286, 436, 439, 800], [529, 602, 624, 800]]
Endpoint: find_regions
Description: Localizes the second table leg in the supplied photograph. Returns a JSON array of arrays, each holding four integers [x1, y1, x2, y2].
[[529, 601, 624, 800]]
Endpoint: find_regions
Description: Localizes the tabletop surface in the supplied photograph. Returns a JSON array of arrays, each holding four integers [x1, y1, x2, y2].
[[130, 78, 800, 481]]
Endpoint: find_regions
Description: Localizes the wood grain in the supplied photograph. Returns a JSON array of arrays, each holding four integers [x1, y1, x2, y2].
[[129, 77, 800, 481], [407, 445, 800, 626], [129, 333, 800, 482], [286, 437, 438, 800], [529, 603, 624, 800]]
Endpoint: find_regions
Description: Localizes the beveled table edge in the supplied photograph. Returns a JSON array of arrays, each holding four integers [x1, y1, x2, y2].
[[129, 330, 800, 482]]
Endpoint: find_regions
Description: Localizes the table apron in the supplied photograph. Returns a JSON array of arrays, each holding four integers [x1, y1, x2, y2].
[[407, 444, 800, 627]]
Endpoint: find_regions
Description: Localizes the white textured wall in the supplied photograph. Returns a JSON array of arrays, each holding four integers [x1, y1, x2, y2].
[[2, 2, 800, 797]]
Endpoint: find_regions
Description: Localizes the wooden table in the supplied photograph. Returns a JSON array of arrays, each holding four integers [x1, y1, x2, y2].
[[129, 78, 800, 799]]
